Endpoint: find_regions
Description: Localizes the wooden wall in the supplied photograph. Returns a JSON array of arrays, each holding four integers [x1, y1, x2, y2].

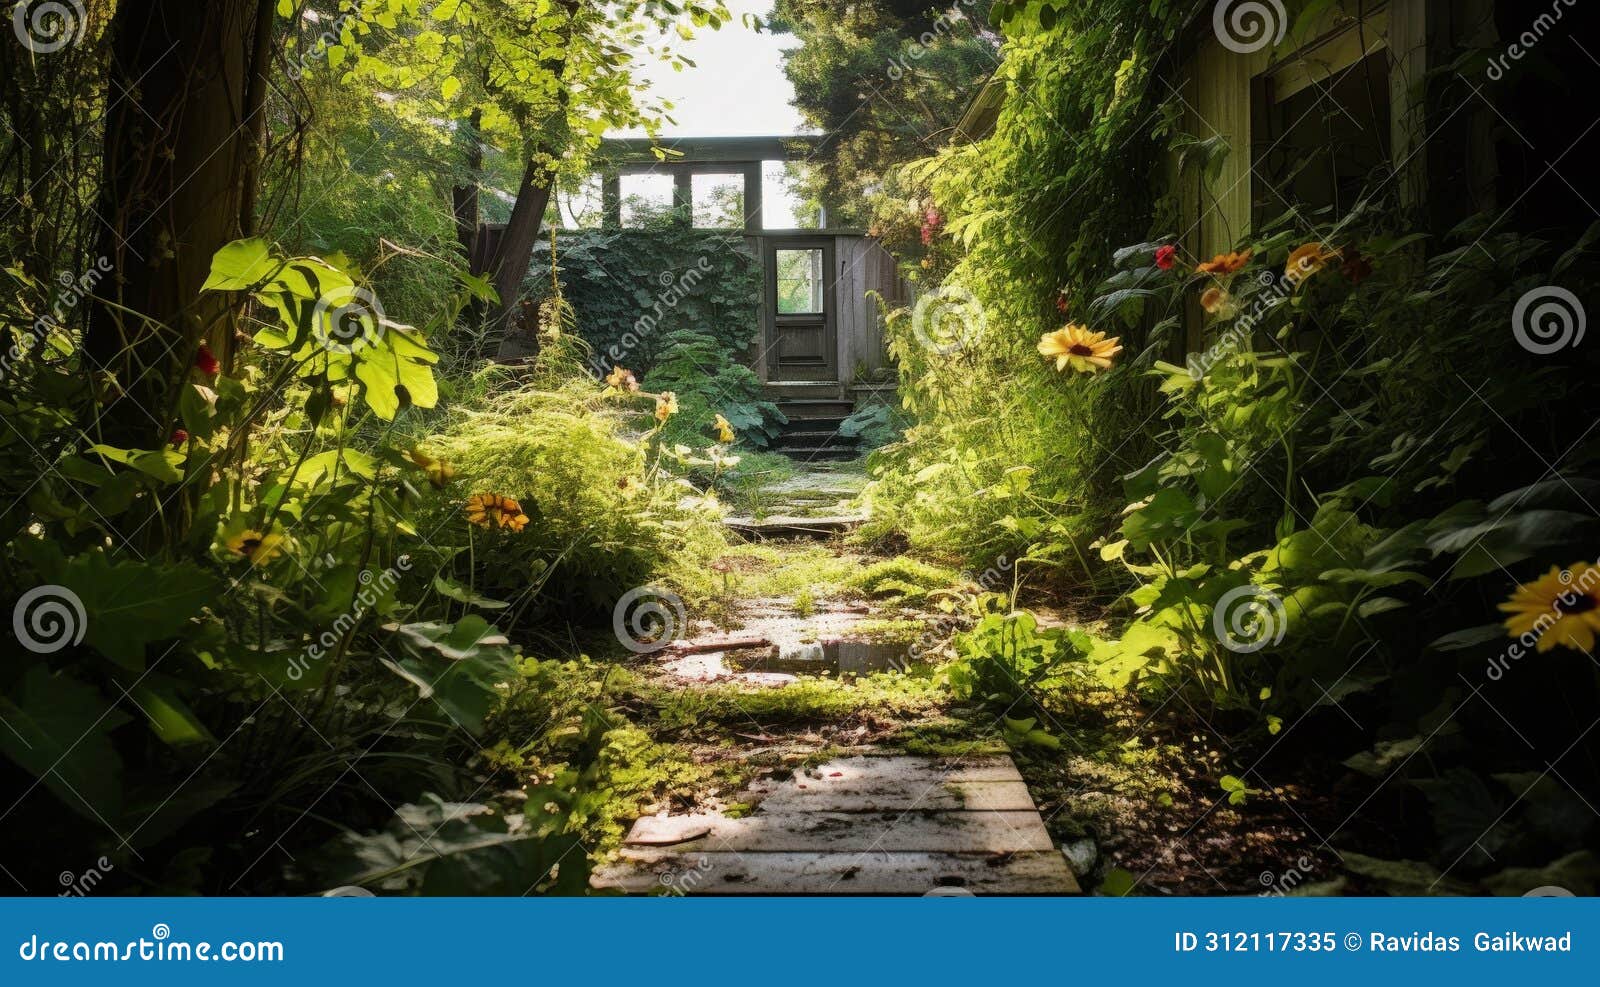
[[836, 235, 906, 385]]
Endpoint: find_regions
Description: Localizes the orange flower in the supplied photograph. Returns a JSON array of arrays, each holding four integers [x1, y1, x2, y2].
[[654, 391, 678, 422], [1286, 243, 1337, 282], [605, 366, 639, 392], [1200, 287, 1236, 317], [465, 493, 529, 533], [1196, 250, 1252, 276]]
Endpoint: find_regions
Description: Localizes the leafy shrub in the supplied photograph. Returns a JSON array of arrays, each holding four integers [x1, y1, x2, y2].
[[641, 327, 786, 449]]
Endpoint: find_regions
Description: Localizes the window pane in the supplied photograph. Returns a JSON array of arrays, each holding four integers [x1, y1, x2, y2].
[[692, 173, 745, 228], [558, 175, 602, 229], [620, 173, 675, 227], [775, 249, 825, 314], [763, 161, 821, 229]]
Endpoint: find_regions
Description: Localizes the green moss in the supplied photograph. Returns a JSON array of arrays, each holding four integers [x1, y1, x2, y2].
[[844, 557, 962, 605]]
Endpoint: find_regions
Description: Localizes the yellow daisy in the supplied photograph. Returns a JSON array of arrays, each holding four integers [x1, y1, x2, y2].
[[713, 414, 735, 445], [1499, 564, 1600, 653], [225, 528, 288, 566], [465, 493, 530, 533], [1037, 324, 1123, 374]]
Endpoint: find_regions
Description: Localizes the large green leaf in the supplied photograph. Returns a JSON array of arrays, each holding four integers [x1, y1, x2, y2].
[[0, 667, 132, 824], [56, 554, 223, 668]]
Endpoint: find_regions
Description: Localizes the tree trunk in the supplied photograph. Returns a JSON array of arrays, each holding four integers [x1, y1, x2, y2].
[[488, 158, 557, 360], [85, 0, 273, 446]]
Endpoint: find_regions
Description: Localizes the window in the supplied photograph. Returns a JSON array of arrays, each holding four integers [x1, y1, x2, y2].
[[557, 175, 602, 229], [691, 173, 745, 228], [1253, 44, 1391, 226], [774, 248, 825, 315], [763, 161, 821, 229], [619, 173, 675, 227]]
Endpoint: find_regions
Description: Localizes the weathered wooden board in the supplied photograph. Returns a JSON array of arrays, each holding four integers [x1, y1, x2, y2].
[[624, 809, 1054, 853], [749, 779, 1036, 813], [595, 850, 1079, 895]]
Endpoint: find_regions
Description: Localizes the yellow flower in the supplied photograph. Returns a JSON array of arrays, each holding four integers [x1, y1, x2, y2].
[[713, 414, 735, 445], [605, 365, 639, 392], [1196, 249, 1252, 276], [1286, 243, 1337, 281], [225, 528, 288, 566], [409, 447, 455, 488], [654, 391, 679, 422], [1500, 564, 1600, 653], [1037, 323, 1123, 373], [1200, 286, 1236, 317], [465, 493, 530, 533]]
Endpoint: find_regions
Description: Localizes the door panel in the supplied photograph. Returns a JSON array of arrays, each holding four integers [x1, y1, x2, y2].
[[764, 238, 836, 381]]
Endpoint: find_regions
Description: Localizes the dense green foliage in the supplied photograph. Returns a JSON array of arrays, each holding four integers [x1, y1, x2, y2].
[[872, 0, 1600, 892]]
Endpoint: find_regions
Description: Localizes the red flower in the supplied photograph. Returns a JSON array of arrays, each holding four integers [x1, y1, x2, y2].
[[1154, 244, 1177, 271], [920, 224, 936, 246], [1055, 294, 1070, 314], [169, 429, 189, 447], [1340, 249, 1373, 285], [194, 343, 220, 376], [924, 208, 942, 227]]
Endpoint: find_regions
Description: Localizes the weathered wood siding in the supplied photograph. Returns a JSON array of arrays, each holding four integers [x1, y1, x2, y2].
[[835, 236, 905, 384]]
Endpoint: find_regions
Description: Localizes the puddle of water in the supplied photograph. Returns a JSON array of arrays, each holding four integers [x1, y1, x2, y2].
[[728, 639, 916, 676]]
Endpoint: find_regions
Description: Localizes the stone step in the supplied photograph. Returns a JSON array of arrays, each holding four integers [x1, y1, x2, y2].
[[778, 399, 855, 419], [773, 430, 852, 450], [777, 415, 847, 433], [775, 447, 859, 463]]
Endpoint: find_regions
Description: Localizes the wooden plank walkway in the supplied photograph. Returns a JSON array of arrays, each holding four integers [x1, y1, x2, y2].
[[593, 754, 1080, 895]]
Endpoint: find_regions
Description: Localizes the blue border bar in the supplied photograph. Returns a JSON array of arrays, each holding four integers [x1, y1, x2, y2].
[[3, 897, 1594, 985]]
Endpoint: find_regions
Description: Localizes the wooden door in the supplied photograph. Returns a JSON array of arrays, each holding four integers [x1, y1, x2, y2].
[[764, 237, 836, 382]]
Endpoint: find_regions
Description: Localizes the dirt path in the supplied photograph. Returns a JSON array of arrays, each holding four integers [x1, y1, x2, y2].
[[593, 465, 1081, 895]]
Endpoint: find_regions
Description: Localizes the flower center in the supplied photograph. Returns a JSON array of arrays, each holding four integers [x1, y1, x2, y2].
[[1068, 343, 1094, 356], [1554, 590, 1597, 616], [240, 537, 261, 556]]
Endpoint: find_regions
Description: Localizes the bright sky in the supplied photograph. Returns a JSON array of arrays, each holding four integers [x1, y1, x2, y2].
[[616, 0, 808, 138]]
